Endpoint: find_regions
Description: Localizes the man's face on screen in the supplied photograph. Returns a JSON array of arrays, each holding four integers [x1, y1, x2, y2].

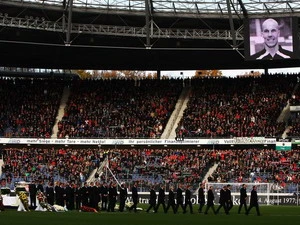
[[262, 19, 280, 48]]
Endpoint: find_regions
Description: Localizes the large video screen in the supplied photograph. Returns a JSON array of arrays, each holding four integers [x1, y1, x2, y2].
[[244, 17, 298, 60]]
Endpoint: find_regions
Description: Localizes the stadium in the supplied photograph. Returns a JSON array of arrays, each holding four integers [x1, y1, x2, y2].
[[0, 0, 300, 225]]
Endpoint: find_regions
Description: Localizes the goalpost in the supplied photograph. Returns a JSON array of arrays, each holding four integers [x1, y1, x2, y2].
[[205, 182, 272, 205]]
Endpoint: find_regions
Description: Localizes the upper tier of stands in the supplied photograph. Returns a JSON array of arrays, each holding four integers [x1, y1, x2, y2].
[[177, 75, 294, 138], [0, 79, 64, 138], [0, 74, 299, 139], [57, 79, 182, 138]]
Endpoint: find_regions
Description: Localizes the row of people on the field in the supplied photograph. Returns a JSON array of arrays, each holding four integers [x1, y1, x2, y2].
[[24, 180, 261, 216], [146, 184, 194, 214], [204, 184, 260, 216], [27, 181, 120, 211]]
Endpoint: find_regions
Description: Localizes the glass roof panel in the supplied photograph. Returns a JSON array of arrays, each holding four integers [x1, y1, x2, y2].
[[3, 0, 300, 14]]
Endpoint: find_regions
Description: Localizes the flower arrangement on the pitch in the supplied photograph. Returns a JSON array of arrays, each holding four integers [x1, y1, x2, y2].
[[125, 202, 143, 211], [18, 191, 30, 211], [125, 202, 134, 209], [37, 191, 52, 211], [80, 205, 98, 213], [51, 204, 68, 212]]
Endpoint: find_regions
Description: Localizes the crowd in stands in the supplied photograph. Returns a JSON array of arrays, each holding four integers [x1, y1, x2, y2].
[[177, 75, 296, 138], [1, 75, 299, 139], [287, 84, 300, 137], [0, 78, 64, 138], [0, 147, 214, 191], [287, 112, 300, 137], [1, 147, 299, 192], [208, 149, 300, 186], [57, 79, 182, 138], [0, 147, 101, 189], [1, 75, 300, 195]]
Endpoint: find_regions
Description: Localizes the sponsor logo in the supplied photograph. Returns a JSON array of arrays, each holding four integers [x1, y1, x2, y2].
[[112, 140, 124, 145]]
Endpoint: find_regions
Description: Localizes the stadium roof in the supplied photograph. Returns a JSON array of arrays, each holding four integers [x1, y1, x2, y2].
[[6, 0, 300, 15], [0, 0, 300, 70]]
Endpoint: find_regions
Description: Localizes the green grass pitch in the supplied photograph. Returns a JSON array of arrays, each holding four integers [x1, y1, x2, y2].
[[0, 205, 299, 225]]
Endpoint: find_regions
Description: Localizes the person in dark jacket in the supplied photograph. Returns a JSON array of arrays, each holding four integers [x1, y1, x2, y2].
[[101, 183, 108, 210], [129, 183, 138, 212], [204, 186, 216, 215], [215, 185, 229, 215], [146, 186, 156, 213], [165, 186, 176, 214], [45, 182, 54, 205], [107, 182, 118, 212], [175, 184, 186, 213], [65, 183, 75, 210], [119, 183, 128, 212], [80, 182, 89, 207], [246, 186, 261, 216], [184, 185, 193, 214], [74, 184, 81, 210], [238, 184, 248, 214], [250, 18, 293, 60], [198, 183, 205, 213], [155, 184, 166, 213], [226, 184, 233, 212], [37, 180, 44, 193], [29, 180, 37, 209]]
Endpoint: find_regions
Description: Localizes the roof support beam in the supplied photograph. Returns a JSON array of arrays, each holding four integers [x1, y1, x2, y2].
[[62, 0, 67, 9], [236, 0, 248, 18], [217, 3, 223, 15], [149, 0, 154, 16], [195, 3, 200, 14], [172, 2, 176, 14], [145, 0, 151, 48], [264, 3, 270, 14], [65, 0, 73, 46], [287, 2, 294, 13], [226, 0, 236, 47]]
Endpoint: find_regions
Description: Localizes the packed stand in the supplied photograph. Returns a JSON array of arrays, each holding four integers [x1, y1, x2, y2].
[[208, 148, 300, 192], [57, 79, 182, 138], [287, 83, 300, 137], [0, 147, 106, 187], [287, 111, 300, 137], [178, 75, 295, 138], [2, 146, 299, 192], [0, 147, 215, 191], [106, 148, 214, 190], [0, 78, 65, 138]]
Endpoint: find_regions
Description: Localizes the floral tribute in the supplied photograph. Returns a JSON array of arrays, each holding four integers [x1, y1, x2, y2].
[[80, 205, 98, 213], [37, 191, 52, 211], [125, 202, 143, 211], [51, 204, 68, 212], [18, 191, 30, 211]]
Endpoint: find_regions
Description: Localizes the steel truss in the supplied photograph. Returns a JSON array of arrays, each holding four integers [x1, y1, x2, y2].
[[0, 14, 244, 41]]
